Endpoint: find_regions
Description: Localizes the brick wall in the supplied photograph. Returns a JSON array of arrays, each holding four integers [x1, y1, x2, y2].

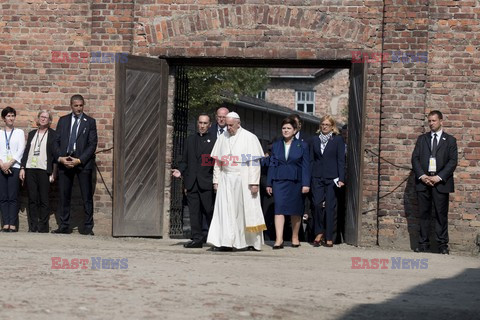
[[1, 0, 478, 252], [0, 0, 134, 234], [375, 0, 480, 253]]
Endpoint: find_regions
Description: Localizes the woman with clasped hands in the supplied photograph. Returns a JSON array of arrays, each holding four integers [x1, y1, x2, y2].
[[310, 115, 345, 248], [0, 107, 25, 232], [266, 117, 310, 249], [19, 110, 58, 233]]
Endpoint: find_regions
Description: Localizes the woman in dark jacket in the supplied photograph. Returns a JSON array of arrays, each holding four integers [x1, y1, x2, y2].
[[266, 117, 310, 249], [310, 115, 345, 247], [19, 110, 58, 233]]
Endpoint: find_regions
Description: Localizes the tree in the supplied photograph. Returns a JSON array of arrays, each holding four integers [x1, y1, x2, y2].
[[186, 66, 269, 118]]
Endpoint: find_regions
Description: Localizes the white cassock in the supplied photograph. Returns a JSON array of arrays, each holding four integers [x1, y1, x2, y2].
[[207, 127, 266, 250]]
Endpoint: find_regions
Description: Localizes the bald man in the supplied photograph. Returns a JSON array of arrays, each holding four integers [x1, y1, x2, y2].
[[208, 106, 229, 137]]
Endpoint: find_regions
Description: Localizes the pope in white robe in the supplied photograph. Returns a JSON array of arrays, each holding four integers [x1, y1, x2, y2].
[[207, 112, 266, 250]]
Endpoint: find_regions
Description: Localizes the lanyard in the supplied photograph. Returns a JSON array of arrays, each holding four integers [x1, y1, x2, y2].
[[34, 129, 48, 152], [4, 128, 14, 150]]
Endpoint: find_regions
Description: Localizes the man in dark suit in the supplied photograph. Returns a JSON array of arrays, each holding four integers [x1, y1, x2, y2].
[[289, 113, 311, 144], [52, 94, 98, 235], [207, 106, 229, 137], [412, 110, 457, 254], [172, 113, 216, 248]]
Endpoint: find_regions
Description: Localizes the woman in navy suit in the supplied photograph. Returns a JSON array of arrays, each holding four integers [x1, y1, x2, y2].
[[266, 117, 310, 249], [310, 115, 345, 248]]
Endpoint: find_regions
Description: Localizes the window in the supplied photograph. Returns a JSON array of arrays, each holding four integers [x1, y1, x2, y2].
[[256, 90, 266, 100], [296, 91, 315, 114]]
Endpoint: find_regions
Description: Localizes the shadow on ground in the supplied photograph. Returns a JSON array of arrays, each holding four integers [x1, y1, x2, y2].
[[338, 268, 480, 320]]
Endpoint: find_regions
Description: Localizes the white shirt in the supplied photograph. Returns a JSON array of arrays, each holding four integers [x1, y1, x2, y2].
[[70, 113, 83, 151], [431, 130, 442, 149], [284, 143, 291, 160], [26, 130, 49, 170], [217, 126, 226, 137], [0, 128, 26, 169]]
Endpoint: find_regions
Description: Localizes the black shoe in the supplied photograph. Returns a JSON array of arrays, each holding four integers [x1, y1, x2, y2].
[[1, 228, 10, 233], [414, 246, 430, 253], [292, 243, 301, 248], [272, 242, 284, 250], [80, 229, 94, 236], [184, 241, 203, 248], [210, 246, 233, 252], [9, 228, 18, 232], [439, 246, 449, 255], [51, 228, 70, 234]]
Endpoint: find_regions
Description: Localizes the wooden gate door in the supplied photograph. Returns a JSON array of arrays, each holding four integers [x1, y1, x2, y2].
[[344, 62, 367, 245], [113, 55, 169, 236]]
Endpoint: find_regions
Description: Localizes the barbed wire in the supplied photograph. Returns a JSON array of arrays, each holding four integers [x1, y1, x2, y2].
[[364, 148, 413, 201], [94, 147, 114, 200]]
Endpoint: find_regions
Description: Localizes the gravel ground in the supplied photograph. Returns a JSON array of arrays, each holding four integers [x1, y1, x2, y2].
[[1, 233, 479, 320]]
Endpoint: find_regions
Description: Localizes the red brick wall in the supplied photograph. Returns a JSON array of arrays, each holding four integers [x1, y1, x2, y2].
[[375, 0, 480, 253], [1, 0, 478, 252], [0, 0, 134, 234]]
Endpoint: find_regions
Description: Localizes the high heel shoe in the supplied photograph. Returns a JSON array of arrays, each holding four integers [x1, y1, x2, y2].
[[272, 242, 284, 250], [292, 243, 301, 248], [313, 235, 324, 247]]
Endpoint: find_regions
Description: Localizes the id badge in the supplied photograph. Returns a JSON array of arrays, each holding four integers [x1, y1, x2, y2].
[[31, 156, 38, 168], [6, 154, 12, 162], [428, 156, 437, 173]]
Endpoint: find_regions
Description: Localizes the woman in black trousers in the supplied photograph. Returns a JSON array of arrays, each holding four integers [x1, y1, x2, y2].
[[310, 115, 345, 247], [19, 110, 58, 233], [0, 107, 25, 232]]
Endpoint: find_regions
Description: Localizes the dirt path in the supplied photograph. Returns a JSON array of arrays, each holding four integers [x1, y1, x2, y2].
[[1, 233, 479, 320]]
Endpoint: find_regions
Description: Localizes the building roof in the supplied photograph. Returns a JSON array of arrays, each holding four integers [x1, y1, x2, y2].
[[224, 94, 320, 125], [267, 68, 333, 79]]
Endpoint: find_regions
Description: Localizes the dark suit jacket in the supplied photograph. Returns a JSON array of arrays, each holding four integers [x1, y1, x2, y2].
[[55, 113, 98, 170], [207, 123, 224, 137], [178, 131, 217, 191], [310, 134, 346, 182], [296, 131, 312, 145], [266, 138, 310, 187], [411, 131, 457, 193], [21, 128, 58, 175]]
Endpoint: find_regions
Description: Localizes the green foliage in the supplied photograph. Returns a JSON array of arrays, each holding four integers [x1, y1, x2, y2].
[[186, 67, 269, 118]]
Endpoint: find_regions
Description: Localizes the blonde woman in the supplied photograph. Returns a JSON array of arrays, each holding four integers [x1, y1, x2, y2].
[[310, 115, 345, 247], [19, 110, 58, 233]]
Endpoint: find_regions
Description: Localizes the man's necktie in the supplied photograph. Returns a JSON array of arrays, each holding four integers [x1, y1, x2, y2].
[[432, 133, 438, 157], [219, 128, 224, 135], [67, 116, 79, 155]]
